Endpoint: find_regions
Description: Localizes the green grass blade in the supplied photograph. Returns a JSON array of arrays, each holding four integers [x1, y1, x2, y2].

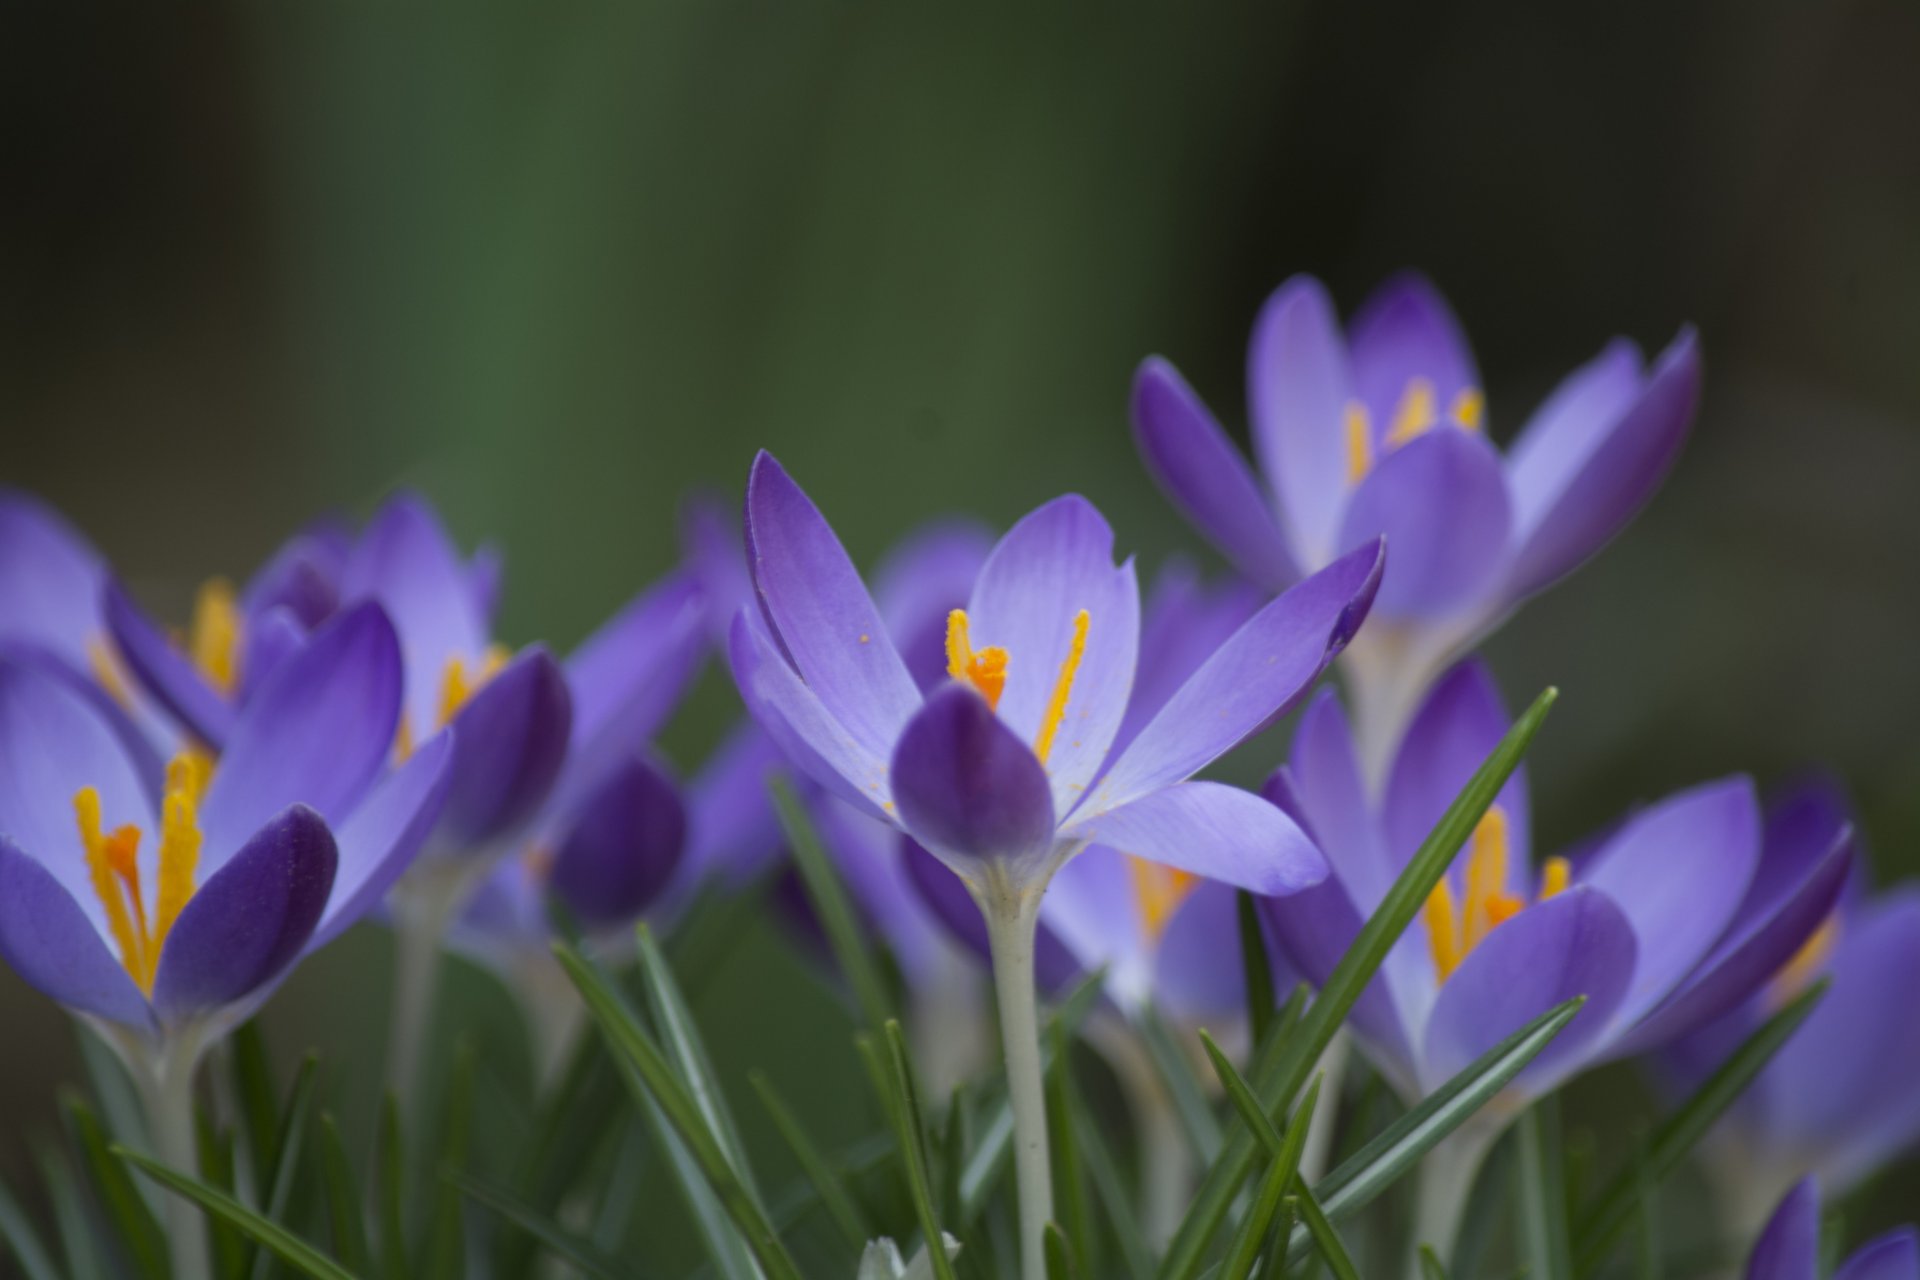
[[229, 1020, 281, 1198], [1220, 1077, 1321, 1280], [750, 1069, 872, 1251], [61, 1091, 168, 1280], [882, 1020, 959, 1280], [1571, 979, 1828, 1275], [0, 1175, 60, 1280], [1292, 1181, 1359, 1280], [1237, 889, 1278, 1049], [1046, 1023, 1092, 1279], [377, 1094, 409, 1280], [1043, 1222, 1076, 1280], [557, 940, 803, 1280], [195, 1114, 247, 1280], [316, 1112, 370, 1275], [451, 1169, 638, 1280], [1516, 1096, 1571, 1280], [421, 1043, 475, 1280], [1159, 686, 1557, 1280], [771, 776, 894, 1031], [1138, 1008, 1225, 1162], [1067, 1090, 1153, 1280], [1419, 1245, 1451, 1279], [1198, 1029, 1283, 1150], [250, 1053, 321, 1280], [116, 1147, 357, 1280]]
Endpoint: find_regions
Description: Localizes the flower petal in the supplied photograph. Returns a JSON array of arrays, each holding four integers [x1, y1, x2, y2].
[[560, 572, 706, 803], [548, 755, 687, 931], [104, 581, 237, 748], [308, 730, 453, 951], [1247, 276, 1356, 566], [1505, 329, 1700, 599], [682, 721, 787, 886], [1745, 1181, 1817, 1280], [1041, 846, 1152, 1011], [870, 520, 995, 694], [1576, 776, 1760, 1030], [1132, 357, 1296, 590], [1383, 662, 1530, 892], [1336, 428, 1512, 619], [1835, 1232, 1920, 1280], [1115, 562, 1264, 759], [242, 531, 344, 630], [890, 685, 1056, 873], [152, 804, 337, 1024], [681, 493, 758, 645], [0, 835, 153, 1030], [1068, 781, 1325, 896], [198, 602, 402, 870], [1087, 539, 1381, 814], [812, 799, 954, 985], [437, 647, 572, 849], [903, 837, 1085, 996], [0, 490, 104, 660], [1284, 691, 1394, 910], [238, 607, 309, 700], [1419, 886, 1635, 1093], [744, 452, 921, 758], [1154, 881, 1256, 1021], [963, 495, 1139, 815], [1346, 273, 1480, 436]]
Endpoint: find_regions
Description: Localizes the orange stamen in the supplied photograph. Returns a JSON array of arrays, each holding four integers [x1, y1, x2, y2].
[[1032, 610, 1090, 765], [944, 610, 1008, 711], [189, 578, 242, 694], [1344, 403, 1374, 485]]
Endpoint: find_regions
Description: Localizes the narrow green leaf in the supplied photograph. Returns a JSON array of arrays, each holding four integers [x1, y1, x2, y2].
[[1418, 1245, 1451, 1280], [1043, 1222, 1076, 1280], [1046, 1024, 1092, 1280], [557, 940, 804, 1280], [116, 1147, 357, 1280], [421, 1043, 475, 1280], [196, 1113, 247, 1280], [771, 776, 894, 1031], [230, 1020, 281, 1197], [883, 1020, 959, 1280], [589, 1118, 651, 1253], [1238, 889, 1278, 1049], [636, 1086, 761, 1280], [1159, 686, 1557, 1280], [1516, 1096, 1571, 1280], [1293, 1181, 1359, 1280], [1220, 1077, 1322, 1280], [0, 1176, 60, 1280], [61, 1092, 168, 1280], [750, 1070, 872, 1250], [1067, 1090, 1153, 1280], [377, 1094, 409, 1280], [250, 1053, 321, 1280], [1198, 1029, 1281, 1149], [1571, 979, 1827, 1276], [451, 1169, 636, 1280], [316, 1112, 370, 1276], [38, 1142, 106, 1279], [1138, 1008, 1225, 1161]]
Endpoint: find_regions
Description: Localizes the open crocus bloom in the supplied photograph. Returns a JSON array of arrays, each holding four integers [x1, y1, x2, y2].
[[729, 451, 1381, 914], [1747, 1180, 1917, 1280], [1132, 273, 1701, 761], [1261, 662, 1851, 1106], [0, 602, 451, 1055]]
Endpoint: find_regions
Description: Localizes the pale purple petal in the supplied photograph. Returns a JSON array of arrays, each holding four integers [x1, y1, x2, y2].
[[198, 602, 401, 869], [962, 495, 1139, 815], [0, 490, 104, 660], [1260, 870, 1418, 1082], [1285, 691, 1394, 910], [437, 647, 572, 848], [1247, 276, 1356, 566], [744, 452, 921, 758], [683, 720, 787, 885], [104, 581, 237, 748], [1042, 846, 1152, 1010], [812, 799, 952, 985], [681, 493, 758, 646], [1577, 776, 1760, 1030], [242, 532, 344, 630], [1383, 662, 1530, 893], [309, 730, 453, 950], [1153, 880, 1251, 1021], [1745, 1181, 1817, 1280], [238, 607, 308, 700], [469, 544, 504, 628], [1068, 782, 1325, 896], [870, 520, 994, 693], [1346, 273, 1480, 435], [548, 756, 686, 930], [0, 835, 153, 1030], [1086, 540, 1381, 815], [1836, 1232, 1920, 1280], [560, 572, 706, 802], [1114, 562, 1263, 759], [1505, 329, 1700, 599], [1132, 357, 1296, 590], [152, 804, 337, 1024], [1420, 887, 1635, 1093], [890, 685, 1056, 872], [1336, 429, 1511, 619]]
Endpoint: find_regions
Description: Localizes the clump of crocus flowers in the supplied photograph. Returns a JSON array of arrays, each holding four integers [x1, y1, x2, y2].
[[0, 272, 1912, 1280]]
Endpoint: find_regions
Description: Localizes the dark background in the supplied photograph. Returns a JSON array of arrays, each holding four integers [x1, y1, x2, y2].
[[4, 0, 1918, 1263]]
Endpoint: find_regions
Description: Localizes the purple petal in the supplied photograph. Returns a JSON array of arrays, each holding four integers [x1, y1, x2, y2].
[[1420, 887, 1635, 1093], [1247, 276, 1356, 565], [1577, 777, 1760, 1029], [238, 607, 308, 702], [1746, 1180, 1818, 1280], [728, 612, 893, 820], [104, 581, 237, 748], [1346, 273, 1480, 437], [1132, 357, 1296, 591], [1042, 846, 1154, 1009], [1153, 880, 1252, 1020], [1068, 782, 1325, 896], [870, 520, 995, 693], [1115, 561, 1264, 758], [1285, 691, 1394, 911], [152, 804, 337, 1024], [904, 838, 1084, 996], [339, 492, 493, 733], [890, 685, 1056, 872], [1505, 329, 1700, 599], [309, 730, 453, 951], [0, 640, 165, 806], [744, 452, 921, 758], [198, 602, 402, 870], [1836, 1232, 1920, 1280], [1336, 429, 1512, 619], [1383, 662, 1530, 892], [548, 756, 687, 930], [812, 799, 953, 985], [1087, 540, 1381, 814], [682, 720, 787, 885], [438, 647, 572, 848], [561, 573, 706, 800], [1611, 784, 1851, 1055], [0, 835, 153, 1030], [242, 532, 343, 630], [680, 493, 757, 646], [469, 544, 504, 628], [0, 490, 104, 661], [963, 495, 1139, 815]]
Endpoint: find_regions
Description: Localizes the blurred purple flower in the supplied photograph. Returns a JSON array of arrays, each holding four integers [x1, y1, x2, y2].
[[1747, 1180, 1916, 1280]]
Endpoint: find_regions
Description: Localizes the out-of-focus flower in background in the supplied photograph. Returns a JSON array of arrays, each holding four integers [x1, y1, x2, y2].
[[1746, 1179, 1917, 1280]]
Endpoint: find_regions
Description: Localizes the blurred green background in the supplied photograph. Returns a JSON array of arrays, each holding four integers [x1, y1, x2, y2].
[[5, 0, 1920, 1266]]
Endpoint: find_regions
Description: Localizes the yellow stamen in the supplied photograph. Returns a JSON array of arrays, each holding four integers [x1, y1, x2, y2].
[[1385, 377, 1437, 447], [74, 752, 208, 995], [77, 789, 144, 983], [434, 644, 512, 731], [1032, 610, 1090, 766], [152, 755, 205, 962], [1424, 805, 1563, 985], [88, 638, 134, 709], [1769, 913, 1839, 1009], [1423, 875, 1464, 982], [1343, 402, 1373, 485], [1128, 855, 1199, 943], [1539, 856, 1571, 900], [189, 578, 242, 695], [944, 610, 1009, 711], [1450, 386, 1485, 431]]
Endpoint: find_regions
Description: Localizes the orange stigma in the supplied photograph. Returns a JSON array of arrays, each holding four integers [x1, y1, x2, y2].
[[1423, 806, 1569, 984], [945, 610, 1009, 711], [75, 750, 209, 995], [1128, 855, 1199, 942]]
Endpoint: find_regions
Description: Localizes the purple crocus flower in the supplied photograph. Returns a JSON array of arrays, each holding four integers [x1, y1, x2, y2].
[[0, 601, 451, 1057], [1747, 1180, 1917, 1280], [1132, 273, 1701, 766], [1262, 662, 1851, 1108]]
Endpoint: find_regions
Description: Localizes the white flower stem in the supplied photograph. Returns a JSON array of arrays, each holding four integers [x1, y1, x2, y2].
[[1406, 1120, 1500, 1280], [140, 1031, 211, 1280], [982, 874, 1052, 1280]]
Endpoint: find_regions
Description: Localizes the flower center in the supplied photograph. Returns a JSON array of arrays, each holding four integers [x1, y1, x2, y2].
[[74, 751, 210, 995], [395, 645, 510, 761], [1128, 855, 1198, 943], [1343, 378, 1486, 486], [944, 608, 1090, 766], [1421, 805, 1569, 984]]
